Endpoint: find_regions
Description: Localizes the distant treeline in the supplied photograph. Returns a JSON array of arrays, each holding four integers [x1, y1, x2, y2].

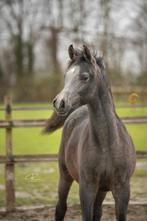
[[0, 0, 146, 101]]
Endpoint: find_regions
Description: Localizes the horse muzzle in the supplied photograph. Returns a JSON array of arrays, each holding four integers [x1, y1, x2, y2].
[[53, 94, 70, 116]]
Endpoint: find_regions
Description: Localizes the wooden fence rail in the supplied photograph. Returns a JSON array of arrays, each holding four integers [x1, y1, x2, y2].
[[0, 104, 147, 112], [1, 116, 147, 128], [0, 151, 147, 165], [0, 96, 147, 212]]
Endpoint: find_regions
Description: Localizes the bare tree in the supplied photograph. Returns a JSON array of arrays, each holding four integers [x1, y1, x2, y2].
[[40, 0, 91, 92], [40, 0, 64, 90], [0, 0, 40, 82], [134, 0, 147, 75]]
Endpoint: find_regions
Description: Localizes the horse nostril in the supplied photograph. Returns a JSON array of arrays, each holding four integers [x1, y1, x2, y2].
[[53, 97, 66, 111], [53, 98, 57, 108], [59, 99, 65, 109]]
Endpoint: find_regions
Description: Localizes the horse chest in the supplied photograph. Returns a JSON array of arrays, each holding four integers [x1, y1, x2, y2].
[[65, 141, 79, 182], [80, 149, 113, 187]]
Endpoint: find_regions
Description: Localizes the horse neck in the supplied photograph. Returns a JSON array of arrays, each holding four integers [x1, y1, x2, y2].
[[88, 73, 118, 152]]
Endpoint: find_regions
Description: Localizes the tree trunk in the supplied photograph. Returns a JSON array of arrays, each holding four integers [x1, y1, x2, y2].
[[14, 28, 24, 80], [27, 41, 34, 75], [48, 27, 62, 94]]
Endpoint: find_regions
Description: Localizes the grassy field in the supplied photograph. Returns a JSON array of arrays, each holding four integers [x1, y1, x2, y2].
[[0, 161, 147, 208], [0, 104, 147, 208], [0, 104, 147, 155]]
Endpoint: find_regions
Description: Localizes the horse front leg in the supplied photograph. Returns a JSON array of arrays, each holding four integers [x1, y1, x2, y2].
[[55, 167, 73, 221], [112, 183, 130, 221], [80, 180, 98, 221], [92, 190, 107, 221]]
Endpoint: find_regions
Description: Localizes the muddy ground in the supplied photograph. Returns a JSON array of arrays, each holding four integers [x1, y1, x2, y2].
[[0, 204, 147, 221]]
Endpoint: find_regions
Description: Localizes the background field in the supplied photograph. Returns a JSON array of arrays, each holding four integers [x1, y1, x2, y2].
[[0, 104, 147, 155], [0, 104, 147, 208]]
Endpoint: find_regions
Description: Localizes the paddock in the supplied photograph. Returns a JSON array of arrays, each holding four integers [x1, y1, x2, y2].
[[0, 204, 147, 221], [0, 97, 147, 220]]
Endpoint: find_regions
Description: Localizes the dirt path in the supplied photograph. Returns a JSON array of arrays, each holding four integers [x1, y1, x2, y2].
[[0, 204, 147, 221]]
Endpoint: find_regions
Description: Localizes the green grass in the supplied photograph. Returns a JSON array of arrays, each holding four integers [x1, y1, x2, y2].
[[126, 124, 147, 151], [0, 162, 79, 207], [116, 106, 147, 117], [0, 105, 147, 154], [0, 162, 147, 208]]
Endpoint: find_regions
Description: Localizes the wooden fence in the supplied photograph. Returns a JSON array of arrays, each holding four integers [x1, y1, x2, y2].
[[0, 96, 147, 212]]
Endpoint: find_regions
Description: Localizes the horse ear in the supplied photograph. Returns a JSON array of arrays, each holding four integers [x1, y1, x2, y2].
[[83, 45, 92, 61], [68, 44, 75, 60]]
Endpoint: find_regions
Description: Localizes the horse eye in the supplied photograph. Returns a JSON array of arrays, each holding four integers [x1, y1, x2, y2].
[[80, 73, 89, 82]]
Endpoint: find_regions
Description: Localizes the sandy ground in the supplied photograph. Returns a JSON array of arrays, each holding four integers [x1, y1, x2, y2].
[[0, 204, 147, 221]]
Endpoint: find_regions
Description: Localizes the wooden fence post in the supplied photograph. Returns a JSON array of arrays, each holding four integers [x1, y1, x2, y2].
[[4, 96, 15, 211]]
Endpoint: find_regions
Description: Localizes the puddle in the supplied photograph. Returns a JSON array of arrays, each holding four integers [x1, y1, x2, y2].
[[136, 162, 147, 169], [16, 191, 32, 198], [0, 184, 5, 190]]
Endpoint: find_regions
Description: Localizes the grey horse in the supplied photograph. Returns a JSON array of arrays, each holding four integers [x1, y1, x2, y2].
[[46, 45, 136, 221]]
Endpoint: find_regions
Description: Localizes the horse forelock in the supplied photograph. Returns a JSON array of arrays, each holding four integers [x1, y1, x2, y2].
[[67, 47, 105, 71]]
